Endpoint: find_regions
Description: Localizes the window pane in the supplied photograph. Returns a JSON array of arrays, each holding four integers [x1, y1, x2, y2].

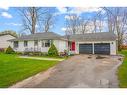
[[42, 40, 45, 47], [34, 40, 38, 46], [24, 41, 28, 47], [14, 41, 18, 48], [45, 40, 50, 47]]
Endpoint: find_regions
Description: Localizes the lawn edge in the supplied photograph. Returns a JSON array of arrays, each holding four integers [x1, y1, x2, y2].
[[9, 66, 56, 88]]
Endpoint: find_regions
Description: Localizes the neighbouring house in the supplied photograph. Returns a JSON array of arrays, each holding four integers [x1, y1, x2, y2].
[[0, 33, 16, 48], [9, 32, 117, 55]]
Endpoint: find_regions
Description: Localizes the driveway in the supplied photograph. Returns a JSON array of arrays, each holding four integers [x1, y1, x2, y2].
[[11, 55, 123, 88]]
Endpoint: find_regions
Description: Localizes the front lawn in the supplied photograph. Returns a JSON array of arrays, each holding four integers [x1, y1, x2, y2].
[[0, 53, 59, 88], [118, 50, 127, 87]]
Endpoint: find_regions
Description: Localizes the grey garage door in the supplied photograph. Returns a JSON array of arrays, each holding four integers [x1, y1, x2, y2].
[[79, 44, 93, 54], [94, 43, 110, 55]]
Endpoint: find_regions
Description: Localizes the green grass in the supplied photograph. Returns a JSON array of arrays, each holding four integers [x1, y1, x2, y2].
[[118, 50, 127, 88], [0, 53, 59, 88], [33, 55, 67, 59]]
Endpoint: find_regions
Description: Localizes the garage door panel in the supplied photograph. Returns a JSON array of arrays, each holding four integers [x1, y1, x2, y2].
[[94, 43, 110, 55], [79, 44, 92, 54]]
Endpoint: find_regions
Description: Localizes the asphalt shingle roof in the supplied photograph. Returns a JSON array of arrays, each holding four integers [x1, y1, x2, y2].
[[9, 32, 117, 41], [63, 32, 117, 41], [10, 32, 66, 41]]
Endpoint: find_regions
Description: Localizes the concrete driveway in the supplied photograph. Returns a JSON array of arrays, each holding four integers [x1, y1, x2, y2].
[[11, 55, 123, 88]]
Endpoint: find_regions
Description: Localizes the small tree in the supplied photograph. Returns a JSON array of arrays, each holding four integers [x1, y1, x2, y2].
[[5, 46, 15, 54], [48, 43, 58, 56]]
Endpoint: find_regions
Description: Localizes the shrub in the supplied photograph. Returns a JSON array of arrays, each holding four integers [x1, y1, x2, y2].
[[23, 52, 46, 56], [48, 43, 58, 56], [16, 52, 23, 55], [0, 48, 5, 53], [5, 46, 15, 54], [120, 45, 127, 50]]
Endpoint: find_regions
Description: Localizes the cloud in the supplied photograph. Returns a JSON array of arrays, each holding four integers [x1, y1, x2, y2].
[[0, 6, 9, 10], [56, 7, 104, 16], [64, 15, 70, 19], [1, 23, 22, 26], [1, 12, 12, 18], [74, 7, 102, 13], [54, 7, 68, 16], [57, 7, 67, 14], [69, 7, 105, 15], [64, 15, 80, 20], [61, 27, 66, 31]]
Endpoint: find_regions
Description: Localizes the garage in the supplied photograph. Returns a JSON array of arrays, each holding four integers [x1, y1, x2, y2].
[[94, 43, 110, 55], [79, 44, 93, 54]]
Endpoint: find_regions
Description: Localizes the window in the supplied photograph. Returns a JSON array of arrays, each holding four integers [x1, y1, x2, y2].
[[14, 41, 18, 48], [34, 40, 38, 46], [42, 40, 45, 47], [45, 40, 51, 47], [24, 41, 28, 47]]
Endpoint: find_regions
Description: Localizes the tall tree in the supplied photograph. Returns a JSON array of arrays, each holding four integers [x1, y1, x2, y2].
[[40, 8, 56, 32], [79, 17, 90, 34], [19, 7, 47, 34], [65, 14, 81, 34], [103, 7, 127, 51]]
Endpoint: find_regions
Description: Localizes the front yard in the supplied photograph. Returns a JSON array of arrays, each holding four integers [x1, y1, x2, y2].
[[0, 53, 60, 87], [118, 50, 127, 88]]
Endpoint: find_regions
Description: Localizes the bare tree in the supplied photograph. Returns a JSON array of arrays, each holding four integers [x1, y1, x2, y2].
[[96, 12, 104, 32], [65, 14, 81, 34], [43, 14, 53, 32], [79, 17, 90, 34], [19, 7, 47, 34], [103, 7, 127, 51], [40, 8, 56, 32], [93, 17, 97, 33]]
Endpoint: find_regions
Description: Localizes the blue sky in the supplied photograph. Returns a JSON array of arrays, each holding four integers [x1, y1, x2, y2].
[[0, 7, 104, 35]]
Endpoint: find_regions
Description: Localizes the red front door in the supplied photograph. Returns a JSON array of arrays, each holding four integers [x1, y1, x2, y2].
[[71, 42, 75, 51]]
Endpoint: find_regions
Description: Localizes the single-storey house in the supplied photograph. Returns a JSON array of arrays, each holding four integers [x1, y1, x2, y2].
[[9, 32, 117, 55], [0, 33, 16, 48]]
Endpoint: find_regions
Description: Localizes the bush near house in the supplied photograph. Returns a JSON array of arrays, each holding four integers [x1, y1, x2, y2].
[[23, 52, 48, 56], [120, 45, 127, 50], [48, 43, 58, 56], [0, 48, 5, 53], [118, 50, 127, 87], [5, 46, 15, 54]]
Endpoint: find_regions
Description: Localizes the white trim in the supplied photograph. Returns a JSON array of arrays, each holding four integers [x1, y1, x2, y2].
[[92, 43, 94, 54]]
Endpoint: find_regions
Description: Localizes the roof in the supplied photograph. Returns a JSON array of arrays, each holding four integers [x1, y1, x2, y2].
[[63, 32, 117, 41], [9, 32, 66, 41], [10, 32, 117, 42]]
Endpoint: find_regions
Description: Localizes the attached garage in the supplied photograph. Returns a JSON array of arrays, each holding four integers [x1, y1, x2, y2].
[[79, 44, 93, 54], [69, 32, 117, 55], [79, 43, 111, 55], [94, 43, 110, 55]]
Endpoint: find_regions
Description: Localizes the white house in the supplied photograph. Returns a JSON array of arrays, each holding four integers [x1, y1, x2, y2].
[[9, 32, 117, 55], [9, 32, 68, 53], [0, 34, 16, 48]]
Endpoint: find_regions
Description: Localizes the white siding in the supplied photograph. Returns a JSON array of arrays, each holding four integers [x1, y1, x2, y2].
[[75, 41, 116, 55], [110, 41, 116, 55], [54, 40, 67, 52], [11, 39, 116, 55], [11, 40, 67, 53], [0, 35, 15, 48]]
